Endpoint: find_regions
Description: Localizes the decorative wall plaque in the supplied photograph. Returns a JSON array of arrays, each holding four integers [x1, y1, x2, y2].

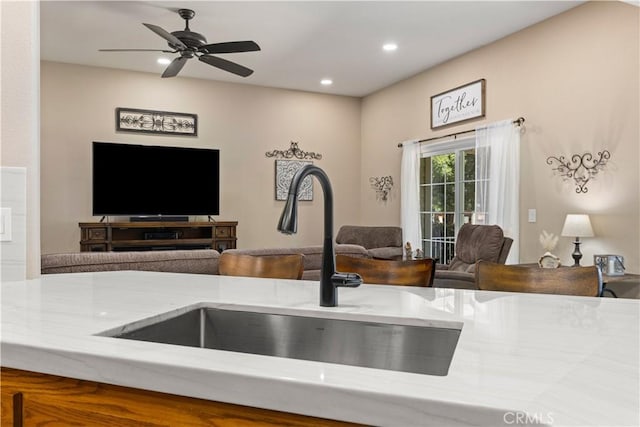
[[116, 108, 197, 136], [275, 160, 313, 201], [430, 79, 485, 129], [369, 176, 393, 202]]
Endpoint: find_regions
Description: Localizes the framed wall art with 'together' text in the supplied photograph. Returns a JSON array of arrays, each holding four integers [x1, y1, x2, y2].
[[430, 79, 485, 130]]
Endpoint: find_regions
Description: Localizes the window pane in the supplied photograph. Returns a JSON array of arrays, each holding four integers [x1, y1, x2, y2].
[[432, 215, 444, 237], [445, 213, 455, 238], [420, 158, 431, 185], [464, 182, 475, 211], [432, 153, 454, 183], [444, 241, 455, 264], [421, 213, 431, 238], [431, 241, 444, 263], [420, 185, 431, 211], [445, 183, 455, 212], [432, 184, 444, 212], [463, 149, 475, 181]]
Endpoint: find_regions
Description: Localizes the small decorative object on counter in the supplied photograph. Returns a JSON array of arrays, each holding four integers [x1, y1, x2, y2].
[[539, 252, 561, 269], [404, 242, 413, 260], [538, 230, 560, 268], [415, 248, 423, 259], [594, 254, 625, 276]]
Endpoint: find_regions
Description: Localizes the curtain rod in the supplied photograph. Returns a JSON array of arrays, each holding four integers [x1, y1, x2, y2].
[[397, 117, 525, 148]]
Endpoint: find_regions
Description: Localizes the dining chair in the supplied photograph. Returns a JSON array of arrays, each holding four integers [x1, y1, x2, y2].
[[475, 261, 602, 297], [218, 253, 305, 280], [335, 255, 436, 287]]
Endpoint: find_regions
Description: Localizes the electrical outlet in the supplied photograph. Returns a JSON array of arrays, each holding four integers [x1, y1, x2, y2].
[[0, 207, 12, 241], [528, 209, 536, 223]]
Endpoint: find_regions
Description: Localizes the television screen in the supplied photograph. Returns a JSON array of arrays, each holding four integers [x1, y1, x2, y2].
[[92, 141, 220, 217]]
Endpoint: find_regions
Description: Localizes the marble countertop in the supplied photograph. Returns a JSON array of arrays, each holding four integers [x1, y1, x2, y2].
[[1, 271, 639, 426]]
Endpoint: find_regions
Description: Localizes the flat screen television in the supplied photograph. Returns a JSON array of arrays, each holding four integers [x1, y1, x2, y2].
[[92, 141, 220, 218]]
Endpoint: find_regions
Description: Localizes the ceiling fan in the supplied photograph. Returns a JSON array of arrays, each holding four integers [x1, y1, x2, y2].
[[99, 8, 260, 78]]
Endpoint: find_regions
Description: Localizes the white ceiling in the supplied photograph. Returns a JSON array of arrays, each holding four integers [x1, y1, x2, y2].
[[40, 1, 584, 97]]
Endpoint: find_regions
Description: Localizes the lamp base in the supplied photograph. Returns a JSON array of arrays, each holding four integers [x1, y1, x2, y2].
[[571, 238, 582, 267]]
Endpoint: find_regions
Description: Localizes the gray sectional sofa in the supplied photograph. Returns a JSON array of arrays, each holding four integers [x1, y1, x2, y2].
[[42, 225, 401, 281], [41, 244, 369, 280]]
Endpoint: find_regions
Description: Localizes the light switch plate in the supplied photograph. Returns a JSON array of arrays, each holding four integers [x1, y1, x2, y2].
[[0, 207, 12, 241], [528, 209, 536, 223]]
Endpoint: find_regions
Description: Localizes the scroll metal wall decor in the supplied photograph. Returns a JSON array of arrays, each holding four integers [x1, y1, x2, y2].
[[265, 141, 322, 160], [370, 176, 393, 201], [546, 150, 611, 193], [116, 108, 197, 136]]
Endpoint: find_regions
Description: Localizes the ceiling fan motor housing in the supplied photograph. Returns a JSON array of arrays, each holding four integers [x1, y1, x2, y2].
[[171, 30, 207, 49]]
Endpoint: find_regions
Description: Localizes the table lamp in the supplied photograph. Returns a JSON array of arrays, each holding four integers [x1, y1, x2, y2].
[[561, 214, 594, 266]]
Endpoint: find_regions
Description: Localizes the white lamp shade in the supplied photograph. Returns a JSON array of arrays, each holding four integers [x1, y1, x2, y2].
[[561, 214, 594, 237]]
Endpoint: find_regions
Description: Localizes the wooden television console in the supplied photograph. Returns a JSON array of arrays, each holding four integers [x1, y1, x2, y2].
[[79, 221, 237, 253]]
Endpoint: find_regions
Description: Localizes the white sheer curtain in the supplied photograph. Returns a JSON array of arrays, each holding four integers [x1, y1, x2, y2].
[[401, 141, 422, 252], [475, 120, 520, 264]]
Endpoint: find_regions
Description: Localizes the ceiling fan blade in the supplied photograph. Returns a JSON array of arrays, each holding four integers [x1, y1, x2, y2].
[[143, 23, 187, 50], [99, 48, 175, 53], [162, 56, 188, 78], [199, 55, 253, 77], [199, 41, 261, 54]]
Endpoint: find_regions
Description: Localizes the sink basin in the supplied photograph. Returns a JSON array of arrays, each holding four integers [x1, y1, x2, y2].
[[101, 306, 461, 376]]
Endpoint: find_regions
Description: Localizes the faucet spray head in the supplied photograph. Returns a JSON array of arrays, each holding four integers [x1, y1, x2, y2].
[[277, 193, 298, 235]]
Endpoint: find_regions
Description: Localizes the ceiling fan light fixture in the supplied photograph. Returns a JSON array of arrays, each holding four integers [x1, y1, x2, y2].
[[320, 79, 333, 86], [383, 42, 398, 52]]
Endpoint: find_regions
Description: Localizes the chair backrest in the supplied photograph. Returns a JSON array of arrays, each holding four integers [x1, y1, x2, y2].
[[218, 253, 304, 280], [448, 224, 512, 272], [475, 261, 602, 297], [336, 255, 435, 287]]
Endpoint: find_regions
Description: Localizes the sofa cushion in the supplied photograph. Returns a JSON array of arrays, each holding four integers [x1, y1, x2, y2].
[[335, 225, 402, 250], [367, 247, 403, 259], [41, 249, 220, 275]]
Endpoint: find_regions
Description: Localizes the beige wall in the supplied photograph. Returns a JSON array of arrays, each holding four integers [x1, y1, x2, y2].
[[1, 0, 40, 279], [361, 1, 639, 273], [40, 62, 361, 253], [33, 1, 640, 275]]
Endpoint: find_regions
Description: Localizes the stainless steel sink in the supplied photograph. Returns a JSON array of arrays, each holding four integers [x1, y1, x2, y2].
[[102, 307, 461, 376]]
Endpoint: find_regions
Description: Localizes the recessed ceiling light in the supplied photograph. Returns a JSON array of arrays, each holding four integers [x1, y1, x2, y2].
[[320, 79, 333, 86], [157, 58, 171, 65], [383, 43, 398, 52]]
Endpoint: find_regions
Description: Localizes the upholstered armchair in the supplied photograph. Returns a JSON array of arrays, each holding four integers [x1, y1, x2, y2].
[[434, 223, 513, 290], [335, 225, 403, 259]]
